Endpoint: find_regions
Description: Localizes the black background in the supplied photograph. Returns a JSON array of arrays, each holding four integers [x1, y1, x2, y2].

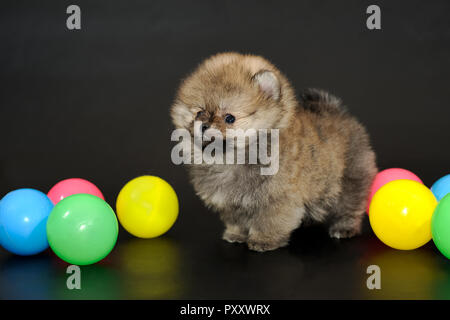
[[0, 0, 450, 299]]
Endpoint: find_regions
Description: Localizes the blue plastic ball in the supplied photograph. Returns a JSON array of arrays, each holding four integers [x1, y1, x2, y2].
[[431, 174, 450, 201], [0, 188, 54, 255]]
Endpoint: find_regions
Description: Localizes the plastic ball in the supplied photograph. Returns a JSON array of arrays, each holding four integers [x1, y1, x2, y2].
[[431, 193, 450, 259], [46, 194, 118, 265], [367, 168, 423, 213], [116, 176, 179, 238], [369, 179, 437, 250], [0, 189, 53, 255], [431, 174, 450, 201], [47, 178, 104, 205]]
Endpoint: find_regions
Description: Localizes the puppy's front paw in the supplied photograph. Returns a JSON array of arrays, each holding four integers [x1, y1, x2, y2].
[[222, 231, 247, 244], [247, 240, 287, 252], [222, 225, 248, 243]]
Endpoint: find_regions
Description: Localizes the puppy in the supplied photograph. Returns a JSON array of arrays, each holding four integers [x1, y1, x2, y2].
[[171, 52, 377, 252]]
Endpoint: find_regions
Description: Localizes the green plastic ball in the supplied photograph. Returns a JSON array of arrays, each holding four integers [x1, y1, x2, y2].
[[432, 193, 450, 259], [46, 194, 118, 265]]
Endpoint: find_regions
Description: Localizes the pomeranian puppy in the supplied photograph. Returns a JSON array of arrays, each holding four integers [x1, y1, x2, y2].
[[171, 52, 377, 252]]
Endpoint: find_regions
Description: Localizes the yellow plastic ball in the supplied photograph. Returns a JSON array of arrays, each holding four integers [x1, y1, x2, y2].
[[369, 179, 437, 250], [116, 176, 179, 238]]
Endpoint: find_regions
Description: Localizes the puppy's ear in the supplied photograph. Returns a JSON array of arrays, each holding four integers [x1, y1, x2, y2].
[[171, 102, 194, 129], [252, 70, 280, 101]]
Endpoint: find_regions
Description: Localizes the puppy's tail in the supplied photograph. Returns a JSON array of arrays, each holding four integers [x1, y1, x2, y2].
[[298, 88, 346, 114]]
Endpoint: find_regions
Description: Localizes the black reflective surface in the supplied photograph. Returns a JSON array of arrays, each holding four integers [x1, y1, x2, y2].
[[1, 0, 450, 299], [1, 218, 450, 299]]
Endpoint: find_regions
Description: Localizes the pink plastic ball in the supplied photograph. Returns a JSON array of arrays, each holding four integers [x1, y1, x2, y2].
[[366, 168, 423, 214], [48, 178, 105, 205]]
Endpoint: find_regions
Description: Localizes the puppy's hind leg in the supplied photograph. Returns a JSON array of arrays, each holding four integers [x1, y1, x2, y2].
[[328, 210, 364, 239], [328, 178, 369, 239], [328, 164, 376, 239]]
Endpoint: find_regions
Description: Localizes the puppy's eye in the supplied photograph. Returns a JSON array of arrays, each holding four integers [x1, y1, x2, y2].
[[196, 111, 204, 119], [224, 114, 235, 124]]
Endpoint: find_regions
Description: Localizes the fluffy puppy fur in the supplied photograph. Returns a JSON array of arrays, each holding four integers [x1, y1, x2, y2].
[[171, 52, 377, 252]]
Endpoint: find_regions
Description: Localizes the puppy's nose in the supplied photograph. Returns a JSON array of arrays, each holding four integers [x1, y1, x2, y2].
[[201, 123, 210, 133]]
